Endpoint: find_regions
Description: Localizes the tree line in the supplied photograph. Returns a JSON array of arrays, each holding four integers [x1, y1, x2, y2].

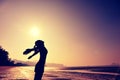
[[0, 46, 27, 66]]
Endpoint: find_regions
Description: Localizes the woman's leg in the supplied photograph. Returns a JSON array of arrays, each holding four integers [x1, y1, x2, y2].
[[34, 72, 43, 80]]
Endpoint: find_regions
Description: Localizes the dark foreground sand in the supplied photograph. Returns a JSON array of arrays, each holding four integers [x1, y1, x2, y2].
[[0, 66, 119, 80]]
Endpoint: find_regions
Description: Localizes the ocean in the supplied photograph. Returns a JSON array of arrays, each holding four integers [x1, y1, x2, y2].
[[0, 66, 119, 80]]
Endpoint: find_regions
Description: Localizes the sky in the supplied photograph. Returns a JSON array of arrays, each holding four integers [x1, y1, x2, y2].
[[0, 0, 120, 66]]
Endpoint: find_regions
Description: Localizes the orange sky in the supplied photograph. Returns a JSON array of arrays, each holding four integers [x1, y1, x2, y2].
[[0, 1, 120, 66]]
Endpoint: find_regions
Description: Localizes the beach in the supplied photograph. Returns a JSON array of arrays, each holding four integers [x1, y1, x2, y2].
[[0, 66, 119, 80]]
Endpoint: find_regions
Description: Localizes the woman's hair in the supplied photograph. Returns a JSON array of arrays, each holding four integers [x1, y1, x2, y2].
[[35, 40, 44, 47]]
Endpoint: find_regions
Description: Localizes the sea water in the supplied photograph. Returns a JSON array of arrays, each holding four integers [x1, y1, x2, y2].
[[0, 66, 119, 80]]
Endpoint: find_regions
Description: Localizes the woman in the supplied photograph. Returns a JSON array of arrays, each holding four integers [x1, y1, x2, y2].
[[23, 40, 48, 80]]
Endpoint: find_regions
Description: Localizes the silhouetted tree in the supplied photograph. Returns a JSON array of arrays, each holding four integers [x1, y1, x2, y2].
[[0, 46, 14, 66], [0, 46, 30, 66]]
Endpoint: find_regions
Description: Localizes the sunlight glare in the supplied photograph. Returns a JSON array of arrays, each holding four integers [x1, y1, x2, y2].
[[30, 26, 40, 37]]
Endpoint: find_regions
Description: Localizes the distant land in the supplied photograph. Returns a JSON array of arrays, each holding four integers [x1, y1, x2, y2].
[[61, 65, 120, 74], [13, 59, 64, 67]]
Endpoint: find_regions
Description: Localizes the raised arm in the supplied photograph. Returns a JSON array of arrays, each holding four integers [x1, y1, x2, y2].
[[28, 49, 39, 59], [23, 48, 34, 55]]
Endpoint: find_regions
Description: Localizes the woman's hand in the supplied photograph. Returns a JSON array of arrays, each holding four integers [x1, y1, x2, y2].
[[23, 49, 33, 55]]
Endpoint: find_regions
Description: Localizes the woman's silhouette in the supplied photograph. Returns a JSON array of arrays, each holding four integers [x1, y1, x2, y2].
[[23, 40, 48, 80]]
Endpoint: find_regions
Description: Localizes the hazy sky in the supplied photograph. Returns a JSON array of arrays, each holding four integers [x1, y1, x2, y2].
[[0, 0, 120, 66]]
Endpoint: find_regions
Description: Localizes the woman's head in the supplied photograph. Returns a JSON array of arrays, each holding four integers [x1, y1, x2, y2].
[[35, 40, 44, 47]]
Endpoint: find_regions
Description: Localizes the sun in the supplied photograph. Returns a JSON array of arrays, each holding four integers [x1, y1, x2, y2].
[[30, 27, 40, 37]]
